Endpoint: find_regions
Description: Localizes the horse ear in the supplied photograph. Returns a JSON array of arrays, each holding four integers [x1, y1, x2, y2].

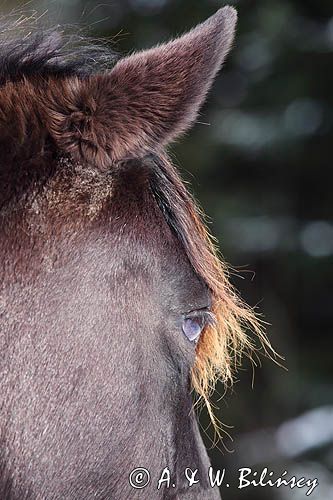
[[49, 7, 237, 168]]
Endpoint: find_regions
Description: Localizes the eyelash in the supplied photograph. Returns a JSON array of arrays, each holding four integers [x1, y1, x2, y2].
[[184, 309, 216, 325]]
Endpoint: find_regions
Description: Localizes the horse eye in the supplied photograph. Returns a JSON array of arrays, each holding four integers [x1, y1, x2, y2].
[[182, 315, 206, 343]]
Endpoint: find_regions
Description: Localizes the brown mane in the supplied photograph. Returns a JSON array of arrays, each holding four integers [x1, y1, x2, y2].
[[148, 154, 275, 423]]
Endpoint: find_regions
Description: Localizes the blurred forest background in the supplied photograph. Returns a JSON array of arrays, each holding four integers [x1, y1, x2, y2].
[[3, 0, 332, 498]]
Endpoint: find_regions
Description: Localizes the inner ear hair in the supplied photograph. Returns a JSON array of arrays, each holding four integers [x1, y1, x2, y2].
[[45, 7, 237, 170]]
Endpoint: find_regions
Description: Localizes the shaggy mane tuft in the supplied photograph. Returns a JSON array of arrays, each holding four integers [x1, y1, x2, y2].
[[149, 154, 278, 429], [0, 20, 117, 85]]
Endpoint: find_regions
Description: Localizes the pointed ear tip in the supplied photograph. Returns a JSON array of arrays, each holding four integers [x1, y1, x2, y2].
[[192, 6, 237, 44], [220, 5, 238, 18], [214, 5, 238, 28]]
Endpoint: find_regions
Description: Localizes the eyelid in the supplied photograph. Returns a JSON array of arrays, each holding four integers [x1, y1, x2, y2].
[[184, 308, 217, 326]]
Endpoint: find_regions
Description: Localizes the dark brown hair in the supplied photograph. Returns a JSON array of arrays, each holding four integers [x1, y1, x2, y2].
[[0, 8, 276, 426]]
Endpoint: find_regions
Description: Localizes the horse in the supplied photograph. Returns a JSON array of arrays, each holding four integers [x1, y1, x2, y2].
[[0, 6, 268, 499]]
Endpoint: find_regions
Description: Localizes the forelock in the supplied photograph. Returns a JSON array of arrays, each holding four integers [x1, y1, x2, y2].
[[0, 19, 118, 85]]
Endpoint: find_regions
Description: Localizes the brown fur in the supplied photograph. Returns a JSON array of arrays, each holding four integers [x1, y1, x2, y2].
[[0, 6, 275, 434], [0, 7, 237, 171]]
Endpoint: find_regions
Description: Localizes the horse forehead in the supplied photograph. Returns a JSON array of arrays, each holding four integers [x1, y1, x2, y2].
[[0, 178, 187, 293]]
